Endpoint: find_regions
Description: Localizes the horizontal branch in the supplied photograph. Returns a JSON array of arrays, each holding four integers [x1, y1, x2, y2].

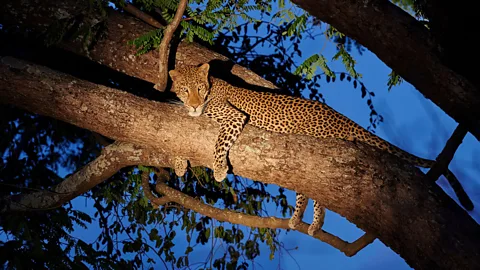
[[291, 0, 480, 140], [153, 178, 375, 257], [1, 57, 479, 269], [123, 3, 163, 29]]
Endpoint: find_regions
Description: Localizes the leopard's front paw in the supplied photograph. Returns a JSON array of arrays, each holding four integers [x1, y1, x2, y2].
[[308, 224, 320, 236], [213, 159, 228, 182], [174, 157, 188, 177], [213, 165, 228, 182], [288, 217, 300, 230]]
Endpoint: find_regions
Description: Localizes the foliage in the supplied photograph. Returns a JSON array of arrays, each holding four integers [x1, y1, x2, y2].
[[390, 0, 424, 17], [1, 0, 390, 269], [128, 28, 164, 55], [387, 70, 404, 91]]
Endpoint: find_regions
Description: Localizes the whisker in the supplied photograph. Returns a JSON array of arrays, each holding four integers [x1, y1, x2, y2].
[[167, 100, 184, 105], [204, 97, 212, 106]]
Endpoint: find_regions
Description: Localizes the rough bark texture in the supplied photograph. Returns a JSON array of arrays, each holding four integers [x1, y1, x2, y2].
[[2, 0, 479, 136], [291, 0, 480, 140], [0, 0, 277, 90], [1, 57, 480, 270]]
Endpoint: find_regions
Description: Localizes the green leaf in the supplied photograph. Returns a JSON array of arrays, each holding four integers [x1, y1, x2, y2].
[[294, 54, 334, 80], [387, 70, 404, 90]]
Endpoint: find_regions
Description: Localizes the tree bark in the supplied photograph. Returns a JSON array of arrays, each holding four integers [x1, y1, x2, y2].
[[291, 0, 480, 140], [0, 0, 277, 90], [3, 0, 480, 142], [1, 57, 480, 270]]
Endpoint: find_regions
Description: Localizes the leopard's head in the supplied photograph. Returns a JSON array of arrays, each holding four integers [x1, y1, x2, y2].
[[168, 63, 210, 117]]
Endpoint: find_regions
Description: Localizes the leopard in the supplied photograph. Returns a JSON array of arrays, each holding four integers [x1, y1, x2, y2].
[[168, 63, 471, 236]]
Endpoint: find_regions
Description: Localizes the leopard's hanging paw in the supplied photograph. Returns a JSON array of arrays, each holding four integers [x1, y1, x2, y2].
[[213, 159, 228, 182], [288, 215, 301, 230], [308, 202, 325, 236], [289, 193, 308, 230], [174, 157, 188, 177]]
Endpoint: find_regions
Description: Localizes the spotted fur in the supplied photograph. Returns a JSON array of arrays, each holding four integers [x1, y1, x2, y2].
[[174, 157, 188, 177], [168, 63, 471, 236]]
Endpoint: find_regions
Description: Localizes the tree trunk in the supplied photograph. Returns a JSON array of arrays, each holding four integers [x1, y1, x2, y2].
[[1, 57, 480, 270]]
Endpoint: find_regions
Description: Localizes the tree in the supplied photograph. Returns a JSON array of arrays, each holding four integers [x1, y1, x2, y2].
[[0, 0, 479, 269]]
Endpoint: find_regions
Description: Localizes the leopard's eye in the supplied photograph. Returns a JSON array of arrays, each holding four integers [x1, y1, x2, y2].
[[198, 85, 205, 91], [181, 86, 188, 93]]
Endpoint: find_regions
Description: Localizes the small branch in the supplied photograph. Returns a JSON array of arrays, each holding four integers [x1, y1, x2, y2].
[[427, 124, 468, 180], [154, 181, 375, 256], [123, 3, 163, 29], [426, 124, 473, 210], [141, 169, 171, 207], [154, 0, 188, 92]]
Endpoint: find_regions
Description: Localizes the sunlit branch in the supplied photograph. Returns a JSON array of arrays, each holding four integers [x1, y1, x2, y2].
[[1, 55, 479, 269], [150, 176, 375, 257], [154, 0, 188, 92]]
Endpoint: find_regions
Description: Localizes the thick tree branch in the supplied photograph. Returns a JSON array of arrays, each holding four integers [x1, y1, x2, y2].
[[415, 1, 479, 89], [1, 57, 479, 270], [291, 0, 480, 140], [3, 0, 478, 136]]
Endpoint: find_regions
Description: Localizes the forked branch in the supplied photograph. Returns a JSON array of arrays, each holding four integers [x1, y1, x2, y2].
[[426, 124, 472, 209], [0, 142, 170, 213], [145, 170, 376, 257]]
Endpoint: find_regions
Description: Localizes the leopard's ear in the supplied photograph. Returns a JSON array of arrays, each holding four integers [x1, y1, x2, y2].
[[169, 70, 183, 82], [197, 63, 210, 79]]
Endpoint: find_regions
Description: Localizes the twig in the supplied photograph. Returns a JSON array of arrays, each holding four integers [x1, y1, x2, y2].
[[427, 124, 467, 180], [154, 0, 188, 92], [426, 124, 473, 210]]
